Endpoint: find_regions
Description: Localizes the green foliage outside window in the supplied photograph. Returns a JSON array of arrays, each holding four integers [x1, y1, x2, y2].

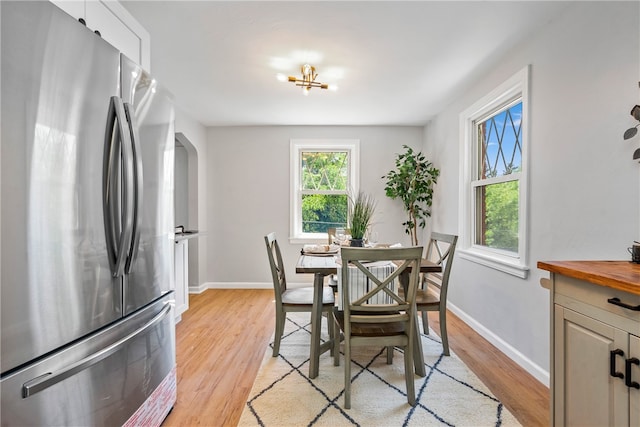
[[302, 194, 347, 233], [480, 180, 519, 252], [301, 151, 349, 233]]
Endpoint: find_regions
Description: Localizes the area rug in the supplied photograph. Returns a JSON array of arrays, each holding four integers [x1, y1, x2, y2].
[[238, 312, 521, 427]]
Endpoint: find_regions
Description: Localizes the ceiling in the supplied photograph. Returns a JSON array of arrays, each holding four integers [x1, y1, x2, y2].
[[120, 1, 570, 127]]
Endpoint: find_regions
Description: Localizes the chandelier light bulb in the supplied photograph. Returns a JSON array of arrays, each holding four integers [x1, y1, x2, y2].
[[286, 63, 333, 94], [302, 64, 312, 76]]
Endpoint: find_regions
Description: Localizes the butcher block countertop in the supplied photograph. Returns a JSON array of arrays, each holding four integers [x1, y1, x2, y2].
[[538, 260, 640, 296]]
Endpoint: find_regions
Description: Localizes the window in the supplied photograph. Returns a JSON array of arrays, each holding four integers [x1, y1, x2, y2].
[[290, 139, 359, 242], [459, 67, 529, 278]]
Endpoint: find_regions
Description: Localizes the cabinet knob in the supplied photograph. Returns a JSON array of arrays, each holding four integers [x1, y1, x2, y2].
[[610, 349, 625, 379], [625, 357, 640, 389]]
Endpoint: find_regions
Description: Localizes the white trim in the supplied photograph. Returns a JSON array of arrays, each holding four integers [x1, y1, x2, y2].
[[289, 237, 329, 245], [204, 282, 272, 290], [458, 249, 529, 278], [458, 66, 530, 278], [289, 139, 360, 242], [471, 171, 521, 187], [200, 281, 313, 290], [188, 283, 209, 294], [448, 301, 549, 387]]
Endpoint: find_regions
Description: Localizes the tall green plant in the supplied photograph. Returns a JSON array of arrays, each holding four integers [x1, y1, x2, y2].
[[382, 145, 440, 246], [348, 191, 376, 240]]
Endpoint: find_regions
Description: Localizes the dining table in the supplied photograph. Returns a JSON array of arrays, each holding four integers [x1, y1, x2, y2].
[[296, 251, 442, 379]]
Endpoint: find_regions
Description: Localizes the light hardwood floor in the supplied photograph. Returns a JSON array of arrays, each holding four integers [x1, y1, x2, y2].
[[162, 289, 549, 426]]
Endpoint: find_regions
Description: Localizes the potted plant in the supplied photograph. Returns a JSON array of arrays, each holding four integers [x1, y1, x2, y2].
[[348, 191, 376, 247], [382, 145, 440, 246]]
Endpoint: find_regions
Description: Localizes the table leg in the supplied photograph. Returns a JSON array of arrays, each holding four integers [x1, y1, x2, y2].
[[309, 272, 324, 379]]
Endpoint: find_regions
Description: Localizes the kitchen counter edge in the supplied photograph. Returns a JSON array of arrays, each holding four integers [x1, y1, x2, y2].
[[537, 260, 640, 296], [175, 232, 202, 242]]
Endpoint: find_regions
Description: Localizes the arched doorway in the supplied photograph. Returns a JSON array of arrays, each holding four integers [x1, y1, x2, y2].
[[175, 132, 199, 288]]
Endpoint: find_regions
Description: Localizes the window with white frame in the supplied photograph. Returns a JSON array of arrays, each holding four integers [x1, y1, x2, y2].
[[290, 139, 359, 242], [459, 67, 529, 278]]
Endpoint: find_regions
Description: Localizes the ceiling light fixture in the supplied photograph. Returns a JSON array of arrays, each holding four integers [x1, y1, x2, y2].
[[287, 64, 329, 95]]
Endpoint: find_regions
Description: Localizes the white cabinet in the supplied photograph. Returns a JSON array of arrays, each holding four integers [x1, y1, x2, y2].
[[50, 0, 150, 70], [540, 261, 640, 427], [554, 305, 634, 426], [174, 239, 189, 322]]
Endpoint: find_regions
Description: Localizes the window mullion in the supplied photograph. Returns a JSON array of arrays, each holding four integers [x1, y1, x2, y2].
[[301, 189, 348, 195], [472, 172, 521, 187]]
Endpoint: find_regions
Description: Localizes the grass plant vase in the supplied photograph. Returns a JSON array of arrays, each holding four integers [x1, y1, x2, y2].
[[348, 191, 376, 247]]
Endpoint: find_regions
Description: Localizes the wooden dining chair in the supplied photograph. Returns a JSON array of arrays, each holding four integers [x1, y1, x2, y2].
[[415, 232, 457, 356], [332, 246, 423, 409], [264, 232, 335, 357]]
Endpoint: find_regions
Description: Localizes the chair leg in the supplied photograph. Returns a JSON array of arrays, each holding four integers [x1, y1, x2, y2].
[[344, 337, 351, 409], [333, 312, 340, 367], [386, 346, 394, 364], [421, 310, 430, 335], [412, 311, 426, 377], [273, 310, 285, 357], [439, 308, 450, 356], [326, 312, 334, 356], [404, 339, 416, 407]]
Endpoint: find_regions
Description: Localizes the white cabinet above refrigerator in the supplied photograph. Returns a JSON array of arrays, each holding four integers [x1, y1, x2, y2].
[[50, 0, 150, 70]]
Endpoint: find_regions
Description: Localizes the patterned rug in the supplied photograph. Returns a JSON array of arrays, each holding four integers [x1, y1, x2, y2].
[[239, 312, 521, 427]]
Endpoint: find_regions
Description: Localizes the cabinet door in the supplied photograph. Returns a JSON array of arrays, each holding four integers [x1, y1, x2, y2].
[[631, 334, 640, 427], [85, 1, 141, 65], [49, 1, 85, 21], [555, 305, 629, 426], [50, 0, 150, 70]]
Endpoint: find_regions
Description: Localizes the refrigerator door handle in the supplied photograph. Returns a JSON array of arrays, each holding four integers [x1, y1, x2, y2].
[[103, 96, 121, 275], [103, 96, 135, 278], [123, 102, 143, 274], [21, 303, 172, 398]]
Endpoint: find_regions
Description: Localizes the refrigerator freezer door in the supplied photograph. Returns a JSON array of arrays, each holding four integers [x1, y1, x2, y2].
[[120, 56, 175, 316], [1, 1, 123, 374], [0, 295, 176, 426]]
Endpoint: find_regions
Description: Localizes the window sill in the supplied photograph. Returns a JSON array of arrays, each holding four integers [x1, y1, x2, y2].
[[289, 235, 327, 245], [458, 248, 529, 279]]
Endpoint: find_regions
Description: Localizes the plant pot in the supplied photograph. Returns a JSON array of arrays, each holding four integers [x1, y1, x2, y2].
[[350, 238, 364, 247]]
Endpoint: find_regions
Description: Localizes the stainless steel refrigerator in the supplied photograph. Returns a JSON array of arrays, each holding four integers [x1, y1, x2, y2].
[[1, 2, 177, 425]]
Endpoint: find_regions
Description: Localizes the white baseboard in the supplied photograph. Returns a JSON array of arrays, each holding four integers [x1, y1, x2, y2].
[[198, 282, 313, 290], [201, 281, 272, 290], [191, 281, 550, 387], [448, 302, 550, 387], [188, 283, 209, 294]]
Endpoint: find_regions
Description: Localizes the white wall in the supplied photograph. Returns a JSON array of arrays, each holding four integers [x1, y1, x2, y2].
[[175, 106, 208, 289], [206, 126, 423, 286], [425, 1, 640, 385], [174, 145, 188, 226]]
